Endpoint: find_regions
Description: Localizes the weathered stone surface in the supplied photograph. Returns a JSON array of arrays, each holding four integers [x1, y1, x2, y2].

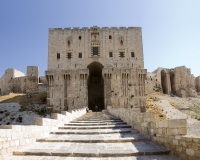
[[0, 67, 47, 95], [146, 66, 200, 97]]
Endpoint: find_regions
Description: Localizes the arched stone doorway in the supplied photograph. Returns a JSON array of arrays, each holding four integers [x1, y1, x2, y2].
[[161, 70, 168, 94], [87, 62, 104, 111], [170, 71, 176, 95]]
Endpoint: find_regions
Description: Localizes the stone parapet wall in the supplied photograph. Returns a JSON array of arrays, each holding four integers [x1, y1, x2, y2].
[[0, 108, 86, 156], [107, 106, 200, 160]]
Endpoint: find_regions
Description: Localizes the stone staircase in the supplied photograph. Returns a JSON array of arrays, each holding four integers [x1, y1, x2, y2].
[[6, 112, 180, 159]]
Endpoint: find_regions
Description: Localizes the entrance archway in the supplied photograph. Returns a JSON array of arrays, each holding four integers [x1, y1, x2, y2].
[[161, 70, 168, 94], [87, 62, 104, 111]]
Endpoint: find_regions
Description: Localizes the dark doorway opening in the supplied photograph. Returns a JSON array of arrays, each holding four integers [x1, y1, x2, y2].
[[170, 72, 176, 95], [87, 62, 104, 111], [161, 70, 168, 94], [0, 88, 1, 95]]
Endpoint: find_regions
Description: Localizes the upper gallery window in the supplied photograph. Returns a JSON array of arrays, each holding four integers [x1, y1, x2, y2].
[[79, 52, 82, 58], [119, 52, 125, 58], [57, 53, 60, 59], [67, 53, 72, 59], [92, 47, 98, 56], [131, 52, 135, 57], [109, 52, 113, 57]]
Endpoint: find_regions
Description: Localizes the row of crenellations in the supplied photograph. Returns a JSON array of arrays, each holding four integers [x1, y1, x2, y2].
[[49, 26, 141, 31]]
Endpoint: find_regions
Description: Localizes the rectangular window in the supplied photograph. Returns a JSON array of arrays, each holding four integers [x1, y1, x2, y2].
[[67, 53, 72, 59], [109, 52, 113, 57], [119, 52, 125, 58], [93, 47, 98, 55], [131, 52, 135, 57], [57, 53, 60, 59], [79, 52, 82, 58]]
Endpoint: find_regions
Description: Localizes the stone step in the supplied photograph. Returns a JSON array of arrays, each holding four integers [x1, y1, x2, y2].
[[59, 124, 131, 129], [37, 133, 150, 143], [65, 122, 126, 126], [72, 120, 123, 123], [50, 128, 137, 135], [1, 155, 180, 160], [13, 141, 170, 157]]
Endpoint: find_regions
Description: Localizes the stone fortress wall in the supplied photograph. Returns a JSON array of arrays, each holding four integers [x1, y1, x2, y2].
[[46, 26, 147, 113], [0, 66, 47, 95], [146, 66, 200, 97]]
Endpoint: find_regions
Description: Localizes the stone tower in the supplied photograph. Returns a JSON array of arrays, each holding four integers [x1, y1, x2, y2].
[[45, 26, 147, 113]]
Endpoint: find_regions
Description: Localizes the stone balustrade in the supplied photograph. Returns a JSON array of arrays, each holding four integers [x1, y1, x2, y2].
[[0, 108, 86, 155], [107, 106, 200, 160]]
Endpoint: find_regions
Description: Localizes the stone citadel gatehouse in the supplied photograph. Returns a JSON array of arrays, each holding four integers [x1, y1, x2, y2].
[[45, 26, 147, 113]]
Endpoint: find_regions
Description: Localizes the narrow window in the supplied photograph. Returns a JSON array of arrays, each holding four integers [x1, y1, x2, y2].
[[67, 53, 72, 59], [109, 52, 113, 57], [79, 36, 81, 40], [57, 53, 60, 59], [119, 52, 125, 58], [68, 40, 70, 46], [79, 52, 82, 58], [109, 35, 112, 39], [131, 52, 135, 57], [93, 47, 98, 56]]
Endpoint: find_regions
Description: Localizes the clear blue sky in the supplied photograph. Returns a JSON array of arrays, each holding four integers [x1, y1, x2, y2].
[[0, 0, 200, 77]]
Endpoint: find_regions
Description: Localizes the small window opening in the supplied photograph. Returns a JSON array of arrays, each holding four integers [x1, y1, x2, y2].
[[79, 36, 81, 40], [67, 53, 72, 59], [109, 52, 113, 57], [109, 35, 112, 39], [57, 53, 60, 59], [120, 40, 123, 45], [79, 53, 82, 58], [68, 40, 70, 46], [119, 52, 125, 58], [131, 52, 135, 57], [92, 47, 98, 56]]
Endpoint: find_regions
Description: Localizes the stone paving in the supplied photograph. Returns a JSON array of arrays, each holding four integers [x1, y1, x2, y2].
[[9, 112, 180, 159]]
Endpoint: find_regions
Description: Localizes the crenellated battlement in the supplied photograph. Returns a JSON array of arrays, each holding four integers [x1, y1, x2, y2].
[[49, 26, 141, 32]]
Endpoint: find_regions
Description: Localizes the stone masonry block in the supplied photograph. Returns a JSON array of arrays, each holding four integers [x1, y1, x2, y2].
[[168, 119, 186, 129], [186, 149, 195, 156], [167, 128, 178, 135], [172, 139, 179, 146]]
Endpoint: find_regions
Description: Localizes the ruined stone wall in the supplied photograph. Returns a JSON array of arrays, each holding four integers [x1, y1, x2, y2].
[[146, 72, 162, 94], [46, 26, 146, 113], [0, 67, 47, 95], [195, 76, 200, 93], [146, 66, 199, 97]]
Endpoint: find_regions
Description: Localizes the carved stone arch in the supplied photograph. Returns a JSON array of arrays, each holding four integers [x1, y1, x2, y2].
[[87, 61, 104, 111]]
